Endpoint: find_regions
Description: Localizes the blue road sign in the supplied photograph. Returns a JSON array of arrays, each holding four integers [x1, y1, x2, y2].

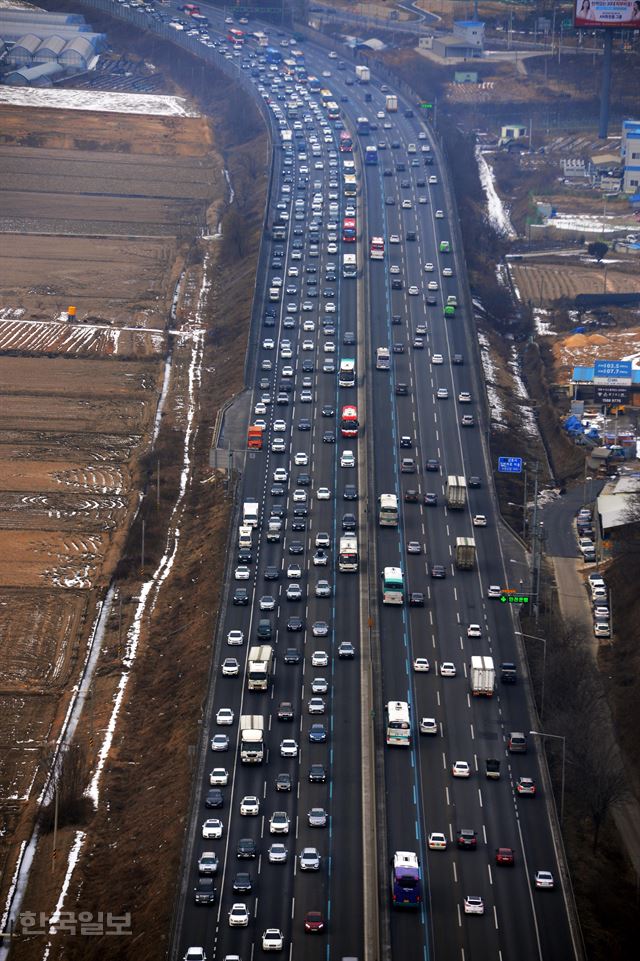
[[498, 456, 523, 474], [593, 360, 632, 385]]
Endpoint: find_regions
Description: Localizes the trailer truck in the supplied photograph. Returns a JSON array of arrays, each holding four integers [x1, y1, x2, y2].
[[470, 655, 495, 696], [240, 715, 265, 763], [455, 536, 475, 570], [247, 646, 273, 692], [446, 475, 467, 510]]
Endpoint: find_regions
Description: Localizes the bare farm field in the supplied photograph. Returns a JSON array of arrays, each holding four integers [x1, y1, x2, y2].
[[510, 257, 640, 306]]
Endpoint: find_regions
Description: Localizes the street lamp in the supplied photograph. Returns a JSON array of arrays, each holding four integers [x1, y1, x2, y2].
[[530, 729, 566, 824], [515, 631, 547, 719]]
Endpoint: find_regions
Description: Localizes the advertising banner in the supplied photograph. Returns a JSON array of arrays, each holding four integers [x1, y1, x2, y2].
[[574, 0, 640, 28]]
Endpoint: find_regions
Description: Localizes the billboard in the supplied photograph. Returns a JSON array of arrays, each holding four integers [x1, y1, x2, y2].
[[593, 359, 633, 385], [574, 0, 640, 28]]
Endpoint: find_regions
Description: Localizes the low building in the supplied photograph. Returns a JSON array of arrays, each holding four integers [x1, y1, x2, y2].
[[431, 21, 485, 60], [622, 119, 640, 195], [499, 123, 527, 146]]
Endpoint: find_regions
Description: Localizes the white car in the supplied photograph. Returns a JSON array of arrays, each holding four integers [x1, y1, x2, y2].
[[269, 811, 290, 834], [435, 209, 444, 219], [287, 563, 301, 579], [442, 266, 453, 277], [401, 199, 412, 209], [216, 708, 234, 726], [294, 452, 308, 466], [440, 661, 456, 677], [340, 450, 355, 468], [209, 768, 228, 786], [312, 650, 329, 667], [418, 196, 428, 204], [273, 467, 288, 482], [286, 303, 297, 314], [316, 487, 331, 500], [293, 489, 307, 502], [227, 630, 244, 646], [464, 895, 485, 915], [428, 832, 447, 850], [473, 514, 487, 527], [427, 280, 439, 291], [390, 264, 401, 275], [467, 624, 482, 638], [254, 402, 267, 415], [280, 346, 292, 359], [262, 929, 284, 952], [240, 795, 260, 816], [534, 870, 555, 890], [431, 353, 444, 365], [262, 338, 275, 350], [228, 903, 249, 928], [420, 717, 438, 735], [413, 657, 430, 672], [268, 842, 288, 863], [273, 419, 286, 432], [459, 391, 472, 403], [234, 565, 250, 581], [327, 242, 338, 254], [429, 175, 438, 184], [452, 760, 470, 778], [303, 319, 315, 331], [202, 818, 223, 839], [222, 658, 239, 677], [436, 388, 449, 400], [184, 950, 206, 961], [389, 234, 400, 244], [408, 286, 419, 296], [324, 302, 336, 313], [288, 266, 299, 277], [280, 739, 298, 758], [302, 340, 314, 351], [324, 341, 336, 352], [487, 584, 502, 598], [423, 262, 434, 272]]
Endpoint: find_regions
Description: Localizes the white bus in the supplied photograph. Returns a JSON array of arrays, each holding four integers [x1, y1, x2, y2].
[[343, 253, 357, 278], [339, 359, 356, 388], [338, 535, 358, 572], [379, 494, 399, 527], [376, 347, 390, 370], [382, 566, 404, 604], [386, 701, 411, 746]]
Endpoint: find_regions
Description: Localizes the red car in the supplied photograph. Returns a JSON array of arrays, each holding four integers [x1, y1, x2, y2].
[[304, 910, 325, 933], [495, 847, 515, 866]]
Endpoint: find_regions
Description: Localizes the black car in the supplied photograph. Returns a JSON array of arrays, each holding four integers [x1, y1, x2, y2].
[[237, 548, 252, 563], [264, 565, 280, 581], [396, 162, 406, 172], [297, 473, 311, 486], [232, 872, 252, 894], [322, 405, 335, 417], [425, 459, 439, 472], [342, 513, 357, 531], [293, 505, 308, 517], [263, 315, 275, 327], [343, 484, 358, 500], [271, 483, 285, 496], [431, 565, 447, 579], [391, 279, 403, 290], [457, 829, 477, 850], [233, 588, 249, 606], [392, 343, 405, 354], [409, 592, 425, 607], [322, 288, 335, 298], [278, 381, 293, 393], [237, 838, 257, 859], [270, 504, 286, 518], [452, 353, 464, 365], [298, 419, 312, 431], [383, 168, 393, 177], [391, 141, 400, 149], [288, 541, 304, 555], [400, 179, 410, 189], [309, 723, 327, 743], [426, 295, 437, 306], [395, 383, 408, 396], [205, 789, 223, 809], [323, 431, 335, 444], [194, 878, 216, 905], [287, 616, 304, 632], [406, 231, 416, 241], [291, 519, 306, 532], [400, 436, 413, 449], [284, 648, 301, 664], [302, 360, 314, 372], [468, 476, 482, 488], [309, 763, 327, 783], [276, 772, 292, 791]]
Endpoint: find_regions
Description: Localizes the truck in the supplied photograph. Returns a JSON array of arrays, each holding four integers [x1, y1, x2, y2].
[[247, 645, 273, 692], [355, 65, 370, 83], [470, 655, 495, 696], [455, 536, 475, 570], [266, 517, 282, 542], [386, 94, 398, 112], [376, 347, 390, 370], [238, 525, 252, 549], [240, 715, 265, 763], [247, 424, 263, 450], [243, 499, 259, 528], [485, 758, 501, 779], [445, 475, 467, 510], [342, 253, 357, 278]]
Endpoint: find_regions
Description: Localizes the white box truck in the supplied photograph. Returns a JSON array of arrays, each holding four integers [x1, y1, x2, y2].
[[386, 94, 398, 112], [243, 499, 259, 528], [446, 475, 467, 510], [247, 646, 273, 692], [240, 715, 265, 763], [355, 65, 370, 83], [470, 656, 495, 696], [455, 536, 475, 569]]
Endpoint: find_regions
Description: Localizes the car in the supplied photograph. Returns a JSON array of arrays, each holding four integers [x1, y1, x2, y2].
[[309, 762, 327, 783], [458, 391, 472, 403], [312, 620, 329, 637], [431, 564, 447, 578], [288, 540, 304, 554], [428, 832, 448, 850], [468, 476, 482, 489], [508, 732, 528, 753], [267, 842, 288, 864], [315, 531, 331, 548], [210, 734, 229, 752], [402, 200, 413, 210], [262, 338, 275, 350], [292, 489, 307, 504], [338, 641, 355, 659], [321, 404, 335, 418], [286, 582, 304, 601], [232, 871, 253, 894], [233, 588, 249, 606], [202, 817, 223, 839], [276, 771, 292, 793], [344, 484, 358, 500], [420, 717, 438, 735], [467, 624, 482, 638], [315, 486, 331, 502], [270, 483, 285, 497], [313, 548, 328, 565], [184, 950, 207, 961], [413, 657, 430, 672], [407, 541, 422, 554], [308, 696, 326, 714], [443, 266, 453, 277], [435, 209, 444, 219], [495, 847, 515, 866], [227, 628, 244, 646], [280, 738, 298, 758], [408, 285, 419, 296], [452, 761, 470, 778], [299, 847, 321, 870], [216, 708, 234, 726], [340, 450, 355, 468], [516, 777, 537, 796], [312, 650, 329, 667], [209, 767, 228, 786], [431, 353, 443, 366], [427, 280, 439, 291], [193, 877, 216, 905], [198, 850, 219, 875], [240, 795, 259, 816], [262, 929, 284, 951], [429, 175, 438, 184], [424, 492, 438, 506], [457, 829, 477, 849], [259, 595, 276, 612], [304, 910, 325, 933], [436, 387, 449, 399], [308, 807, 328, 827], [309, 722, 327, 743], [487, 584, 502, 598], [254, 402, 267, 415], [409, 591, 425, 607], [534, 870, 555, 890], [269, 811, 290, 834], [441, 662, 456, 677], [464, 896, 485, 915], [452, 353, 463, 364], [425, 459, 440, 473], [228, 903, 249, 927], [222, 657, 239, 677], [473, 515, 487, 527], [424, 262, 435, 272], [273, 418, 286, 432], [264, 565, 279, 581], [287, 615, 304, 632]]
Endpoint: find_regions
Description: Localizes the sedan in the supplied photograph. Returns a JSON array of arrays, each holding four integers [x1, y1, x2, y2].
[[312, 651, 329, 667], [227, 629, 244, 645], [294, 452, 309, 466], [228, 903, 250, 928], [209, 768, 228, 786], [516, 777, 537, 796], [309, 722, 327, 743], [269, 811, 290, 834], [463, 896, 485, 915], [467, 624, 482, 638], [436, 388, 449, 399], [534, 870, 555, 890], [413, 657, 430, 673], [440, 662, 456, 677], [407, 541, 422, 554], [431, 565, 447, 578], [222, 658, 239, 677], [304, 910, 325, 933], [216, 708, 234, 726], [473, 514, 487, 527], [338, 641, 355, 658], [286, 583, 302, 601], [428, 832, 448, 850], [312, 620, 329, 637], [420, 717, 438, 735], [240, 795, 259, 816], [293, 489, 307, 502], [268, 843, 288, 864], [316, 487, 331, 500], [495, 847, 515, 866], [280, 739, 298, 758], [452, 760, 470, 778], [308, 697, 326, 714], [299, 847, 321, 871], [234, 565, 250, 581], [408, 285, 419, 296], [262, 929, 284, 952], [311, 677, 329, 694], [202, 818, 223, 839], [427, 280, 439, 291], [210, 734, 229, 752], [259, 596, 276, 611], [457, 829, 477, 849], [308, 807, 328, 827], [443, 266, 453, 276], [309, 763, 327, 782]]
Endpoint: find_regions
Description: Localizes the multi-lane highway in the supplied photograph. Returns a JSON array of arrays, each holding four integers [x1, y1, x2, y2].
[[150, 7, 582, 961]]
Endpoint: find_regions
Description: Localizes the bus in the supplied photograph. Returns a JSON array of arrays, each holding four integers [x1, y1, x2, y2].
[[339, 130, 353, 153], [378, 493, 399, 527], [338, 535, 358, 573], [308, 75, 321, 92], [365, 145, 378, 166], [281, 129, 293, 147], [376, 346, 390, 370], [356, 116, 370, 135], [339, 360, 356, 389], [382, 566, 404, 604], [253, 31, 268, 47], [291, 48, 305, 65], [265, 46, 282, 64], [343, 174, 357, 198], [342, 217, 356, 243], [320, 88, 332, 104], [370, 236, 385, 260], [326, 101, 340, 121], [282, 59, 296, 77], [227, 27, 244, 45], [391, 851, 422, 908], [386, 701, 411, 746], [342, 253, 357, 278], [340, 404, 358, 435]]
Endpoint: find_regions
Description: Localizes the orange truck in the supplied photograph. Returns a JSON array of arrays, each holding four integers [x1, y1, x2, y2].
[[247, 425, 264, 450]]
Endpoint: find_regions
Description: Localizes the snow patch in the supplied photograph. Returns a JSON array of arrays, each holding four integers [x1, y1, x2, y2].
[[533, 307, 556, 336], [543, 212, 635, 234], [475, 147, 517, 241], [0, 88, 199, 117]]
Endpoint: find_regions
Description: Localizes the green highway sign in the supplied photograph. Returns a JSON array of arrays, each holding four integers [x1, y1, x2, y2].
[[500, 594, 530, 604]]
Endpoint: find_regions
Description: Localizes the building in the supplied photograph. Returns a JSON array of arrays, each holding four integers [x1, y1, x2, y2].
[[35, 35, 67, 63], [454, 71, 478, 83], [58, 35, 100, 69], [8, 33, 41, 66], [597, 475, 640, 537], [621, 120, 640, 194], [499, 123, 527, 146], [431, 21, 485, 59], [5, 62, 65, 86]]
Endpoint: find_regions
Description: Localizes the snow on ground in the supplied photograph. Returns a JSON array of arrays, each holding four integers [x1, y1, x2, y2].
[[543, 212, 635, 234], [46, 832, 86, 937], [0, 88, 199, 117], [509, 347, 539, 437], [475, 147, 518, 241], [533, 307, 556, 336], [477, 332, 508, 429]]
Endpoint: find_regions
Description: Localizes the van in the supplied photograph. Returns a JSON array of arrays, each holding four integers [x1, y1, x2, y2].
[[508, 732, 527, 754], [257, 619, 272, 640]]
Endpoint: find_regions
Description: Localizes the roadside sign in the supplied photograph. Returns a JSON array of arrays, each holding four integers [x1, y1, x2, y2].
[[500, 593, 530, 605], [593, 359, 632, 386], [498, 456, 523, 474], [595, 386, 629, 405]]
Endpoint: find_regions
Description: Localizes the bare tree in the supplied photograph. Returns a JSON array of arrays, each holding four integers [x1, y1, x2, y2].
[[570, 732, 628, 852]]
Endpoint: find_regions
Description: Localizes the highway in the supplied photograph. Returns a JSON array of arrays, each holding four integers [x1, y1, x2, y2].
[[130, 6, 584, 961]]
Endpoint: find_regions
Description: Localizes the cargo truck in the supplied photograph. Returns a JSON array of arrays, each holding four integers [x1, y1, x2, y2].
[[386, 94, 398, 112], [355, 65, 370, 83], [455, 536, 475, 570], [247, 424, 264, 450], [242, 500, 259, 528], [240, 715, 265, 763], [247, 645, 273, 691], [470, 655, 495, 696], [445, 475, 467, 510], [238, 526, 252, 549]]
